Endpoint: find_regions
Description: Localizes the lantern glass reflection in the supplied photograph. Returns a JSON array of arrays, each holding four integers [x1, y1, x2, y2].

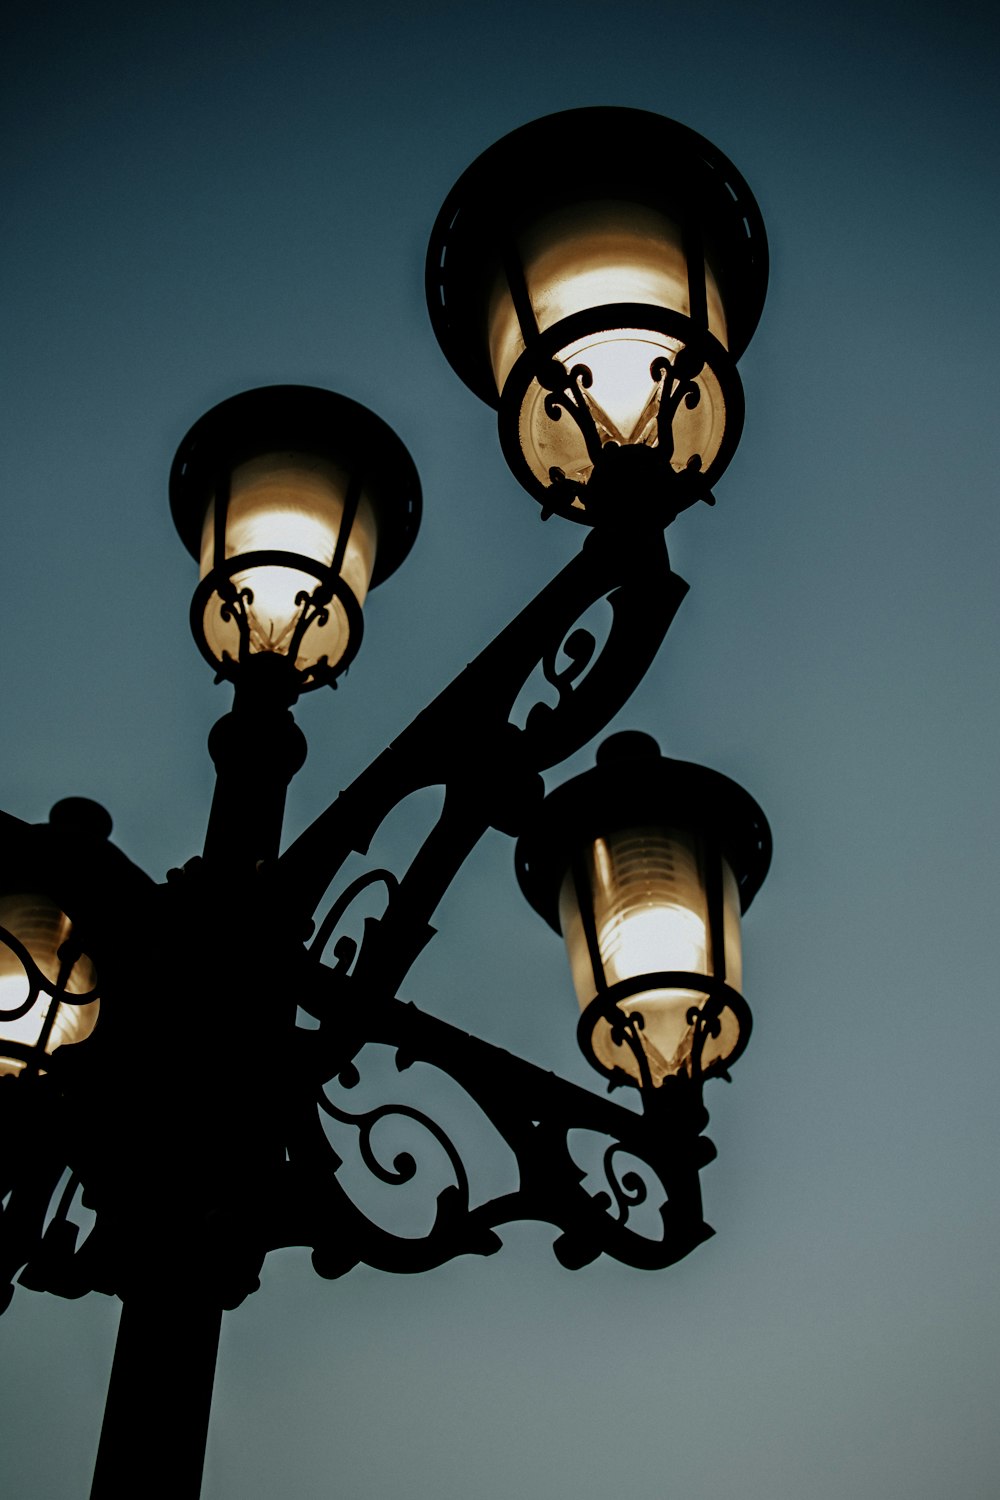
[[0, 893, 98, 1076], [487, 199, 730, 499], [559, 826, 742, 1084], [199, 451, 378, 675]]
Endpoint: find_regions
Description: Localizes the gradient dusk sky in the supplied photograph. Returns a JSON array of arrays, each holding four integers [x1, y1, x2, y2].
[[2, 2, 999, 1497]]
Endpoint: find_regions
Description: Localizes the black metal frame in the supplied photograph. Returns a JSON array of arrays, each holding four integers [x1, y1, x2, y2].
[[0, 106, 772, 1500], [0, 522, 705, 1314], [0, 520, 717, 1499]]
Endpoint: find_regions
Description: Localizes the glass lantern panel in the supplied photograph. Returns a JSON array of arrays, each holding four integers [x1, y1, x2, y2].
[[516, 328, 727, 495], [0, 893, 98, 1077], [720, 857, 743, 995], [559, 828, 743, 1083], [489, 200, 728, 394], [199, 452, 378, 674]]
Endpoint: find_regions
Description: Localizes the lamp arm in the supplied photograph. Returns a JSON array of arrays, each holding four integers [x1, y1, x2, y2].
[[266, 989, 713, 1276], [276, 523, 687, 935]]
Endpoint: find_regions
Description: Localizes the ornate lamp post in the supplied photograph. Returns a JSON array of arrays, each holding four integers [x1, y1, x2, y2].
[[0, 107, 772, 1499]]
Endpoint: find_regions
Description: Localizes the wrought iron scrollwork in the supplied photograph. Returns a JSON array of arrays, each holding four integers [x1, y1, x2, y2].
[[595, 1143, 649, 1225], [277, 524, 688, 950], [538, 626, 597, 713], [259, 991, 716, 1277], [308, 868, 400, 981], [542, 361, 606, 466], [0, 516, 706, 1310], [217, 579, 255, 660]]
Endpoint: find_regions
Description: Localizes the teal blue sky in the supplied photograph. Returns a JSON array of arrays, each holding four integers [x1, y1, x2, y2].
[[2, 2, 999, 1497]]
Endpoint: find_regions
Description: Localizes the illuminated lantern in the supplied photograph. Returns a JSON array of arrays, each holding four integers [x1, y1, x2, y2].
[[0, 798, 109, 1077], [427, 107, 768, 524], [171, 386, 421, 691], [515, 732, 770, 1088]]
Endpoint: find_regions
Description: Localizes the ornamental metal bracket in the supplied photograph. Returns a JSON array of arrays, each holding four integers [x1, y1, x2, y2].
[[0, 521, 699, 1313]]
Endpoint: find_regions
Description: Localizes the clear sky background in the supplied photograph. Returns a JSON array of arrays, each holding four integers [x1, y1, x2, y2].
[[2, 1, 999, 1497]]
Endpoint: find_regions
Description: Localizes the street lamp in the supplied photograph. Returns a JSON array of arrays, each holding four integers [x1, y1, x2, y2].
[[515, 731, 770, 1092], [0, 107, 772, 1500], [426, 106, 766, 523], [171, 385, 421, 693]]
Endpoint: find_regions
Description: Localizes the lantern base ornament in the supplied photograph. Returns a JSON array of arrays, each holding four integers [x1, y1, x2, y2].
[[497, 307, 744, 524]]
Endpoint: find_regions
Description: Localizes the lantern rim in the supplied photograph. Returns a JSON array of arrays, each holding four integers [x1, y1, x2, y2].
[[494, 305, 744, 521], [576, 973, 753, 1086], [514, 733, 772, 932], [426, 106, 769, 408], [169, 385, 422, 588]]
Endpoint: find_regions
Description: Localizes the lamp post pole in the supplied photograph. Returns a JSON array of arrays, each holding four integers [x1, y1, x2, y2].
[[0, 108, 775, 1500]]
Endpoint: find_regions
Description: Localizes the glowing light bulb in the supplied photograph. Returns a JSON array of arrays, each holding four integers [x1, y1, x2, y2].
[[600, 900, 707, 985]]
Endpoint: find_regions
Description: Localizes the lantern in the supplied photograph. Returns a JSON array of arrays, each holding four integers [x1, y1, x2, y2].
[[427, 107, 767, 524], [170, 386, 421, 691], [515, 732, 770, 1088]]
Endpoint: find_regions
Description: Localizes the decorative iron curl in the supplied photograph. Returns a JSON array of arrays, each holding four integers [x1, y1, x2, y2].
[[608, 1007, 657, 1094], [287, 583, 334, 663], [594, 1143, 649, 1224], [264, 993, 716, 1275], [318, 1086, 470, 1206], [688, 996, 725, 1082], [539, 626, 598, 711], [217, 582, 254, 658], [309, 869, 400, 966], [542, 362, 621, 468], [651, 346, 705, 466]]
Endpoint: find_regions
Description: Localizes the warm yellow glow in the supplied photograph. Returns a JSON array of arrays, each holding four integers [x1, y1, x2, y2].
[[489, 199, 728, 393], [199, 452, 378, 673], [513, 328, 727, 495], [0, 894, 98, 1076], [601, 900, 707, 982], [559, 827, 743, 1084]]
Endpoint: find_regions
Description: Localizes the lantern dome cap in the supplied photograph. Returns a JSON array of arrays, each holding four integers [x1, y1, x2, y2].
[[515, 732, 772, 932], [169, 385, 422, 588], [48, 798, 113, 841], [427, 106, 769, 407]]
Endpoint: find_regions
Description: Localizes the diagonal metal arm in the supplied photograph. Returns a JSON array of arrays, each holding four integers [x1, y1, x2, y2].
[[276, 524, 687, 951]]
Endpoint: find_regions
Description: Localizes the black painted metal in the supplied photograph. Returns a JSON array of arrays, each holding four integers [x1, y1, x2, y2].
[[90, 1292, 222, 1500], [0, 520, 703, 1331], [0, 111, 773, 1500], [203, 652, 308, 868]]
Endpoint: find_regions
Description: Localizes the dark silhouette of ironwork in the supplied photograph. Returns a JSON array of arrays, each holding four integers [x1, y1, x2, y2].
[[0, 105, 772, 1500]]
